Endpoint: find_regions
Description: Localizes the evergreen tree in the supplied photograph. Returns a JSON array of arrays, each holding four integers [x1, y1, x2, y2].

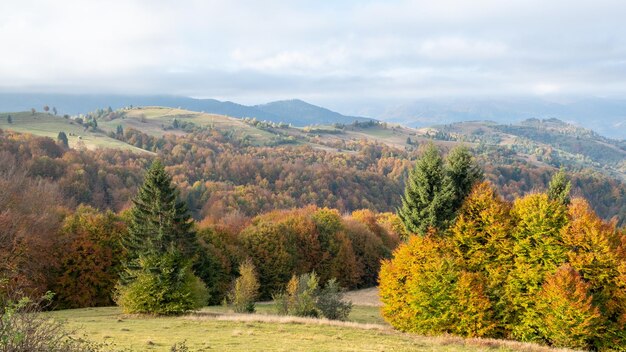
[[7, 115, 12, 124], [116, 124, 124, 137], [398, 143, 454, 235], [57, 131, 69, 148], [124, 160, 197, 258], [548, 169, 572, 205], [116, 160, 206, 314], [446, 146, 483, 211]]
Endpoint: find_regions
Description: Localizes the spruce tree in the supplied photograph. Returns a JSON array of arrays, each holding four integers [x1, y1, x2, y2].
[[548, 169, 572, 205], [446, 146, 483, 211], [116, 160, 207, 314], [124, 160, 196, 257], [398, 143, 454, 235]]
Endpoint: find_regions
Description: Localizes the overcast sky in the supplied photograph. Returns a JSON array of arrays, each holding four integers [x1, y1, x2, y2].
[[1, 0, 626, 107]]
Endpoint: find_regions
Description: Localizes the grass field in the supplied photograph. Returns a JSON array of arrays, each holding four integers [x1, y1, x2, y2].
[[0, 111, 144, 151], [100, 107, 277, 145], [47, 304, 573, 352]]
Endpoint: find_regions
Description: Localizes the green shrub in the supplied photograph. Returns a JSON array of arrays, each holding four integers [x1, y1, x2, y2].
[[115, 251, 208, 315], [275, 273, 319, 318], [316, 278, 352, 321], [275, 273, 352, 320]]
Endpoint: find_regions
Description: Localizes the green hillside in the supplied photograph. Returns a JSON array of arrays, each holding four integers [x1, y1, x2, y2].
[[0, 111, 141, 151], [99, 106, 277, 145]]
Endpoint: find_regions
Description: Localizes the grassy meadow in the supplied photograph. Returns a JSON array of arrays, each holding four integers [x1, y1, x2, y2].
[[0, 111, 142, 151], [100, 107, 278, 145], [47, 302, 574, 352]]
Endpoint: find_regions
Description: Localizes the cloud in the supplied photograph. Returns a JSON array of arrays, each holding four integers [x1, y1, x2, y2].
[[418, 37, 507, 60], [1, 0, 626, 105]]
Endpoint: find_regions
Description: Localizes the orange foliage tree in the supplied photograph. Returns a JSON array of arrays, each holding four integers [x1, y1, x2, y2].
[[53, 206, 127, 308]]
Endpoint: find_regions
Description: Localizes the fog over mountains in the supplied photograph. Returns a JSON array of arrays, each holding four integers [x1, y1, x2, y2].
[[0, 93, 624, 139], [339, 96, 626, 139]]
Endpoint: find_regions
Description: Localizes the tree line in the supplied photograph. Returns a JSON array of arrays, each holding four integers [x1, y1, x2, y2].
[[1, 158, 401, 311], [381, 146, 626, 350]]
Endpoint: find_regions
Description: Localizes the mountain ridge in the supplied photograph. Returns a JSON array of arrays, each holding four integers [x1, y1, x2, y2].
[[0, 93, 370, 127]]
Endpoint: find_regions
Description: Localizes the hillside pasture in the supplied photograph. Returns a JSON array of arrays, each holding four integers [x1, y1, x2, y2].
[[47, 306, 575, 352], [100, 107, 277, 145], [0, 111, 140, 151]]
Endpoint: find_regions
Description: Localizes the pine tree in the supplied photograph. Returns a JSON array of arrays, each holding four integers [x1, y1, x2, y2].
[[57, 131, 69, 148], [6, 115, 12, 124], [116, 124, 124, 137], [446, 146, 483, 211], [124, 160, 196, 257], [548, 169, 572, 205], [116, 160, 206, 314], [398, 144, 454, 235]]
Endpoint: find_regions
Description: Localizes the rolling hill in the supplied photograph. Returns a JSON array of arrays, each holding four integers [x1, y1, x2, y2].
[[1, 107, 624, 181], [0, 93, 371, 127], [1, 107, 624, 224], [255, 99, 372, 126], [429, 118, 626, 181], [0, 111, 142, 151]]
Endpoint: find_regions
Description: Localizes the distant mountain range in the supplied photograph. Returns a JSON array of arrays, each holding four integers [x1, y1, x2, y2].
[[0, 94, 371, 127], [354, 97, 626, 139], [1, 93, 625, 139]]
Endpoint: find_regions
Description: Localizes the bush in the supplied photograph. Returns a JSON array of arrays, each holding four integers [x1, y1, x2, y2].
[[275, 273, 320, 318], [275, 273, 352, 320], [115, 251, 208, 315], [0, 290, 100, 351], [316, 278, 352, 321], [228, 260, 260, 313]]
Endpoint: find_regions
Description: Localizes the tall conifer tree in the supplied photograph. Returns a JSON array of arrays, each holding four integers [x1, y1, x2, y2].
[[124, 159, 196, 258], [116, 160, 207, 314], [548, 169, 572, 205], [398, 144, 482, 236], [446, 146, 483, 211], [398, 143, 454, 235]]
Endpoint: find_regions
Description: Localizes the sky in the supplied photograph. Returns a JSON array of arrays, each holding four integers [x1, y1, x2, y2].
[[1, 0, 626, 108]]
